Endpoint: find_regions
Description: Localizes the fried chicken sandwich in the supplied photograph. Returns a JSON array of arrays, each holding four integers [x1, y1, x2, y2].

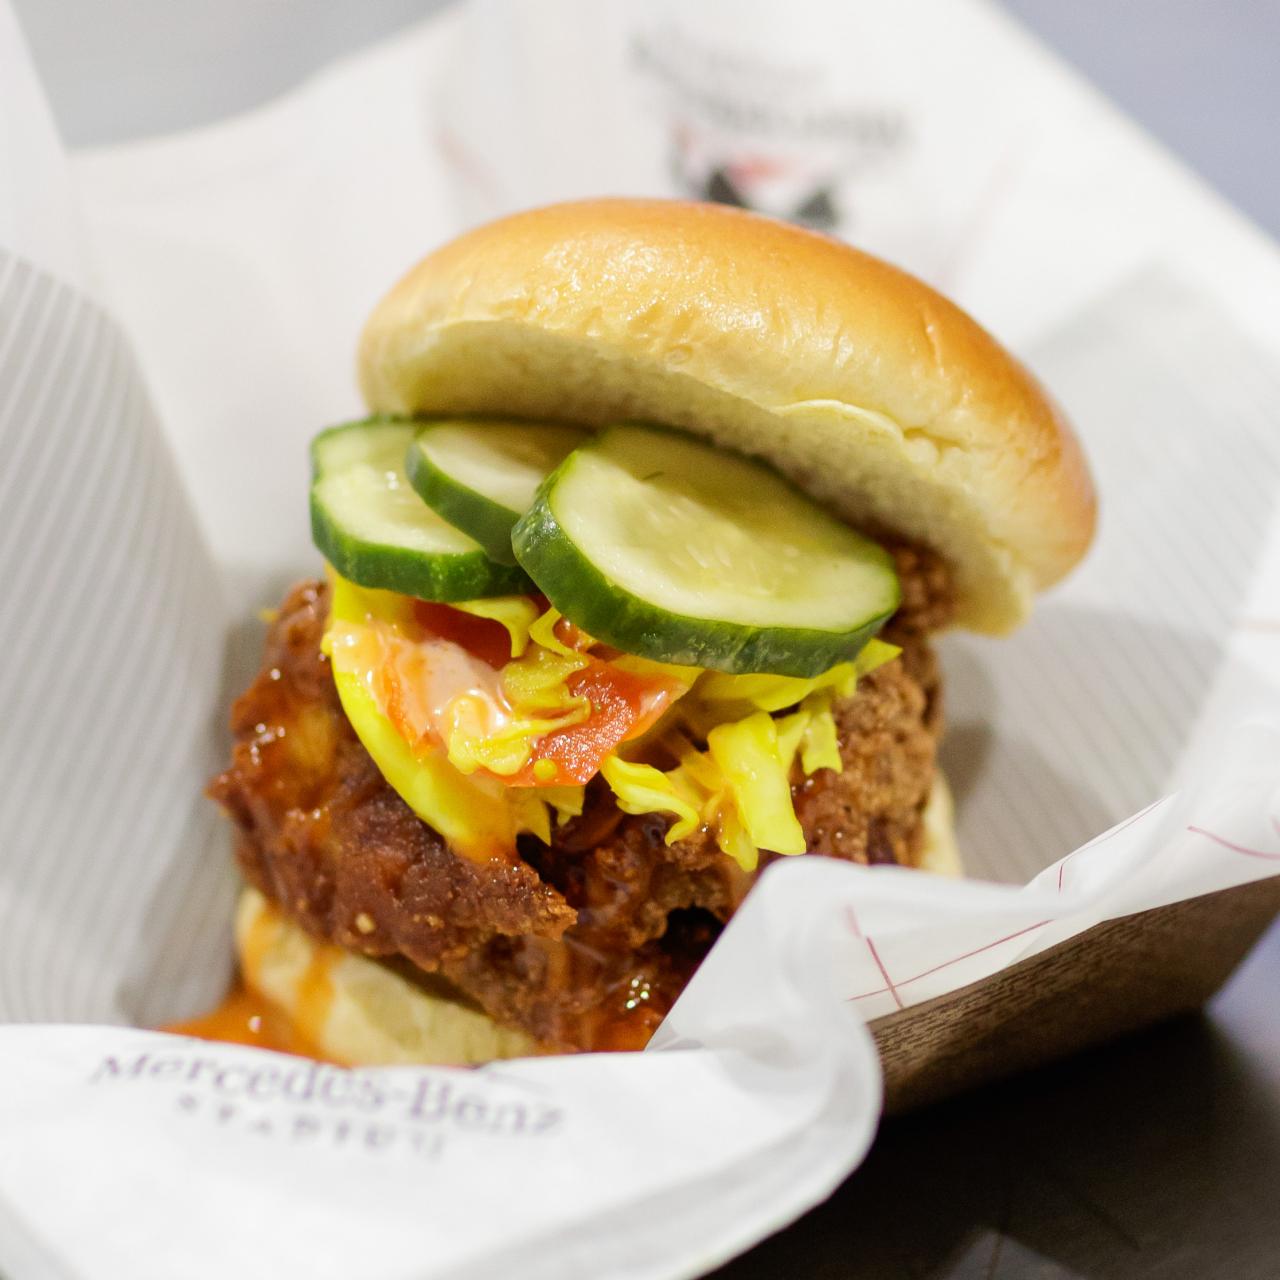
[[205, 199, 1095, 1063]]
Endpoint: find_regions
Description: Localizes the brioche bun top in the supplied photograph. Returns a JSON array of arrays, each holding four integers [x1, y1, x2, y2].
[[358, 199, 1095, 631]]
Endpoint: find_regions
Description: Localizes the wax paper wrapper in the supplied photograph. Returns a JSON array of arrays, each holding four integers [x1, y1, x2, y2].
[[2, 2, 1280, 1277]]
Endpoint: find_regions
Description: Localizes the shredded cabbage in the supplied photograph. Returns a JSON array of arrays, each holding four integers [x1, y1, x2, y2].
[[599, 637, 902, 872], [326, 570, 414, 629], [440, 647, 592, 779], [325, 570, 584, 851], [694, 637, 899, 713], [707, 712, 806, 855], [501, 644, 589, 711], [327, 566, 901, 873], [452, 595, 541, 658], [542, 785, 586, 824], [711, 794, 758, 873], [697, 669, 844, 713], [507, 783, 586, 844], [528, 606, 590, 658], [774, 705, 810, 769], [600, 756, 701, 842], [797, 692, 843, 774]]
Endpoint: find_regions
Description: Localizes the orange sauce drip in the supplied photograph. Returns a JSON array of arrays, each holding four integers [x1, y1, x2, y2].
[[591, 1006, 665, 1052], [164, 983, 326, 1060], [294, 945, 337, 1046], [161, 897, 338, 1062]]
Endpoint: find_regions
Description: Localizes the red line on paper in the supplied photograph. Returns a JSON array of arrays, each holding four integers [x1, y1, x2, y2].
[[1186, 825, 1280, 861], [865, 936, 904, 1010], [844, 906, 903, 1010], [844, 804, 1280, 1011], [845, 987, 889, 1002], [846, 919, 1053, 1005], [1238, 618, 1280, 632], [896, 919, 1053, 988]]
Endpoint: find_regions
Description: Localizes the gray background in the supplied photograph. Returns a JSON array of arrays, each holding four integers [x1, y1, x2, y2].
[[13, 0, 1280, 239], [11, 3, 1279, 1277]]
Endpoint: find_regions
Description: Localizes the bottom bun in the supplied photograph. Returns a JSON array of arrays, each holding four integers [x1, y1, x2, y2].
[[238, 774, 962, 1067], [236, 886, 540, 1066], [917, 770, 961, 877]]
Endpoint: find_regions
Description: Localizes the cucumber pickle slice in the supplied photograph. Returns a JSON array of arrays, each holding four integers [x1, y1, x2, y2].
[[406, 420, 588, 565], [310, 419, 531, 600], [512, 425, 900, 677]]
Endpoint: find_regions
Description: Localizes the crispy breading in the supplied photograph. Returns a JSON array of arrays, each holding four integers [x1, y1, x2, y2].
[[210, 552, 950, 1051]]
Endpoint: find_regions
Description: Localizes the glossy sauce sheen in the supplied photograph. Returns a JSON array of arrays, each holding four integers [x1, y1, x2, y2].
[[351, 598, 684, 789], [206, 585, 736, 1055], [164, 896, 340, 1060], [164, 985, 324, 1058], [210, 548, 952, 1055], [166, 969, 657, 1059]]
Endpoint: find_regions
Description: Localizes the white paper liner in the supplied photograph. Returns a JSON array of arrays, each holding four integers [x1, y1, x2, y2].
[[2, 2, 1279, 1277]]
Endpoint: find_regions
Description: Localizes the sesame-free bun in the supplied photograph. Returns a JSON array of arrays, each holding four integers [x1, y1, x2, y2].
[[236, 774, 959, 1068], [236, 887, 538, 1067], [358, 199, 1095, 632], [917, 770, 961, 878]]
